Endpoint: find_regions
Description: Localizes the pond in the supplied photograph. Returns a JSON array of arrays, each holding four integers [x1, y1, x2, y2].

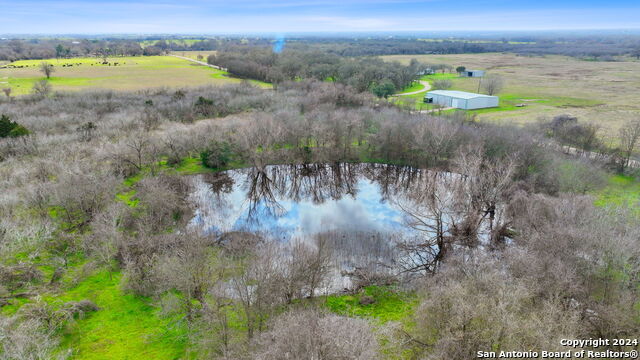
[[188, 163, 495, 291]]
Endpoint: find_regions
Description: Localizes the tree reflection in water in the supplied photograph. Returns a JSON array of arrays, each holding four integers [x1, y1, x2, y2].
[[189, 163, 503, 290]]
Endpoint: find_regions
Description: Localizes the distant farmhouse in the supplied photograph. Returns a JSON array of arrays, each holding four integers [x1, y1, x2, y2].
[[461, 69, 485, 77], [424, 90, 499, 110]]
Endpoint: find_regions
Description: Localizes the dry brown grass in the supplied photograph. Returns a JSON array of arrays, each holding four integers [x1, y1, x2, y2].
[[383, 53, 640, 138]]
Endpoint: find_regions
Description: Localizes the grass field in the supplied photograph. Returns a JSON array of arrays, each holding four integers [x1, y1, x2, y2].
[[0, 55, 264, 95], [140, 39, 207, 48], [171, 50, 218, 61], [382, 54, 640, 137]]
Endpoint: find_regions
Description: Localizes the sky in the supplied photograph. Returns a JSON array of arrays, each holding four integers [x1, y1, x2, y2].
[[1, 0, 639, 34]]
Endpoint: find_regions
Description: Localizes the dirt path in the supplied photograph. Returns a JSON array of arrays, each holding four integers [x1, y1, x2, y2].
[[392, 80, 431, 97], [170, 54, 225, 71]]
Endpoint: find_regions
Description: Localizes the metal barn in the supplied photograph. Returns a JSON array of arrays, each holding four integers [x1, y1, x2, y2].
[[424, 90, 499, 110], [462, 69, 485, 77]]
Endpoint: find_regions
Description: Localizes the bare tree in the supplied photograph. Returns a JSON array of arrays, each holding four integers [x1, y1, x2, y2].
[[235, 113, 285, 169], [253, 309, 380, 360], [393, 171, 466, 274], [432, 79, 452, 90], [76, 122, 97, 142], [153, 232, 224, 319], [409, 261, 580, 360], [97, 48, 110, 63], [31, 80, 51, 97], [617, 119, 640, 173], [229, 241, 284, 339], [279, 238, 332, 302], [481, 74, 504, 95], [453, 143, 516, 237], [87, 203, 128, 279], [130, 174, 191, 233], [111, 134, 157, 176], [50, 170, 119, 230], [39, 62, 54, 79], [0, 315, 69, 360]]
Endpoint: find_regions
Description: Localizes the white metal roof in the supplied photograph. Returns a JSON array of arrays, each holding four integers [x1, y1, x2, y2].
[[426, 90, 496, 100]]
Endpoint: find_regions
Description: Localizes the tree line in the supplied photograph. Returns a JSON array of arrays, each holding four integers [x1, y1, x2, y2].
[[0, 39, 146, 61], [208, 48, 428, 96]]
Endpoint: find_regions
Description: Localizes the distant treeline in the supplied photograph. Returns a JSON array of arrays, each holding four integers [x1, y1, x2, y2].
[[2, 34, 640, 62], [0, 39, 152, 61], [208, 48, 424, 96], [282, 37, 640, 58], [149, 34, 640, 58]]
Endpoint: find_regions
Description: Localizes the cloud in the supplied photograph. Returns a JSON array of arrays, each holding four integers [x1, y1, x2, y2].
[[1, 0, 639, 33]]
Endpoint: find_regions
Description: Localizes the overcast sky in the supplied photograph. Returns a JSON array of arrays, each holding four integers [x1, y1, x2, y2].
[[1, 0, 639, 34]]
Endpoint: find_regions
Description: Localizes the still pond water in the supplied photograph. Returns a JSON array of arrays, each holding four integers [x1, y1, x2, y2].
[[188, 163, 448, 290]]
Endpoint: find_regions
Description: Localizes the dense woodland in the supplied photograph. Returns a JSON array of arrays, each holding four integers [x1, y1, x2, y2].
[[208, 48, 422, 95], [0, 79, 639, 358]]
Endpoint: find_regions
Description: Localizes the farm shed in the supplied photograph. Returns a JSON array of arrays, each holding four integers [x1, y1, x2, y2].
[[462, 69, 485, 77], [424, 90, 499, 110]]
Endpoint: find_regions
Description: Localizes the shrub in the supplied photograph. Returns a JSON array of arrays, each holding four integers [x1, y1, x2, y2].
[[0, 114, 30, 138], [200, 141, 235, 169], [31, 80, 52, 97], [433, 79, 452, 90], [254, 309, 380, 360], [370, 80, 396, 98]]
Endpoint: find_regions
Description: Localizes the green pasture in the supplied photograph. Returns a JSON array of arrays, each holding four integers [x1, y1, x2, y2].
[[0, 56, 266, 95]]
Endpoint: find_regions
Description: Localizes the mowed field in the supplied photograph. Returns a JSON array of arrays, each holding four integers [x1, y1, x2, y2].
[[0, 55, 265, 95], [383, 53, 640, 137]]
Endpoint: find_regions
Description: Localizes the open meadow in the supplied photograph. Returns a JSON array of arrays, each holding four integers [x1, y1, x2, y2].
[[171, 50, 218, 61], [0, 55, 266, 95], [384, 53, 640, 138]]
